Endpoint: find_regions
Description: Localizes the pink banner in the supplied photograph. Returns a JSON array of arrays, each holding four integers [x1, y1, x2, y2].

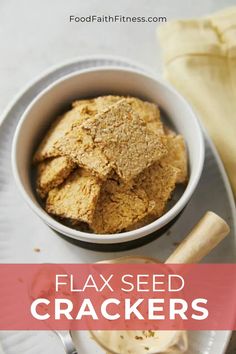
[[0, 264, 236, 330]]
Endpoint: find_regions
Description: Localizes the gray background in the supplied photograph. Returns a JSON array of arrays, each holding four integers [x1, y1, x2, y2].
[[0, 0, 236, 114], [0, 0, 235, 352]]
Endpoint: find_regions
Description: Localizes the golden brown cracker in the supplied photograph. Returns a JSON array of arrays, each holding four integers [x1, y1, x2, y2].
[[33, 101, 95, 162], [90, 177, 155, 234], [136, 162, 179, 217], [162, 128, 188, 183], [55, 124, 111, 179], [46, 169, 101, 223], [127, 97, 164, 135], [95, 95, 123, 111], [34, 97, 119, 162], [82, 99, 167, 181], [36, 156, 76, 199]]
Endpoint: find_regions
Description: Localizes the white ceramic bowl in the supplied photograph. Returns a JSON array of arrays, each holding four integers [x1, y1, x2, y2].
[[12, 67, 204, 244]]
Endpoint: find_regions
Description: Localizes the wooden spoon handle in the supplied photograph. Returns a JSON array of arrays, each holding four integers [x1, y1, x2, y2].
[[165, 211, 230, 264]]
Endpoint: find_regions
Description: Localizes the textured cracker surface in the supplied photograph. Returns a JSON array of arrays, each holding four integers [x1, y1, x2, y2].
[[55, 124, 111, 179], [82, 99, 167, 181], [33, 103, 91, 162], [46, 169, 101, 223], [36, 156, 76, 199], [53, 96, 125, 179], [162, 129, 188, 183], [73, 95, 122, 111], [90, 176, 155, 234], [125, 214, 157, 231], [136, 162, 179, 217], [33, 96, 188, 234], [34, 96, 122, 162], [127, 97, 164, 135]]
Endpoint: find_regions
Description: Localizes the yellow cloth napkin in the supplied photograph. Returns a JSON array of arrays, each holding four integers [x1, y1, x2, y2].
[[157, 7, 236, 196]]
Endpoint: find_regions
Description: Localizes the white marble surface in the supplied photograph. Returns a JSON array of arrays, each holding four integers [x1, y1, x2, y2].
[[0, 0, 235, 352], [0, 0, 235, 115]]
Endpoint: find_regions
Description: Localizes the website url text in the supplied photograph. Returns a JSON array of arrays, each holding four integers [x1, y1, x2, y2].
[[69, 15, 167, 23]]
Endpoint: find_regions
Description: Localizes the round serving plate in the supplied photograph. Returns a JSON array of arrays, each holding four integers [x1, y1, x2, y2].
[[0, 56, 235, 354]]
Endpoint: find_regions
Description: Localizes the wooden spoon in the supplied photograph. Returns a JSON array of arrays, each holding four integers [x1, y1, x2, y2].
[[94, 211, 230, 354], [165, 211, 230, 264]]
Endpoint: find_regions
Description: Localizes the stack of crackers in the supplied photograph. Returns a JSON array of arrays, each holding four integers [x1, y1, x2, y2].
[[33, 96, 187, 234]]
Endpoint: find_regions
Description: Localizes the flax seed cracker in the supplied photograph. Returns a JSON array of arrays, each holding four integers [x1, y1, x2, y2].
[[36, 156, 76, 199], [162, 128, 188, 183], [136, 162, 179, 217], [46, 168, 101, 223], [90, 177, 155, 234], [82, 99, 167, 181]]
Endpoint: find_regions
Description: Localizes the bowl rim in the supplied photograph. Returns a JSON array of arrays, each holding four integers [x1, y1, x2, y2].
[[11, 65, 205, 244]]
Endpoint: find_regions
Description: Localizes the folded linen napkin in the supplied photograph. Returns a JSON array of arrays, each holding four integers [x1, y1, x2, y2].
[[157, 7, 236, 196]]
